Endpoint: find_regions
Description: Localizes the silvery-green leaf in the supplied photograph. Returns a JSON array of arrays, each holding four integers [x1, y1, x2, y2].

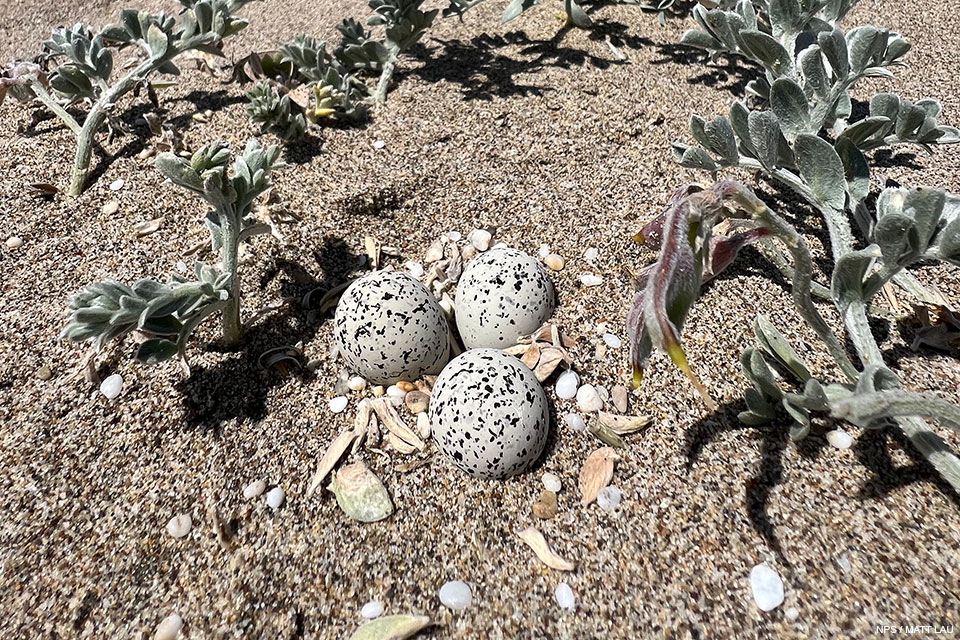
[[739, 30, 793, 78], [831, 247, 876, 310], [753, 314, 812, 382], [678, 146, 719, 172], [834, 137, 869, 205], [748, 110, 781, 171], [832, 389, 960, 433], [155, 153, 204, 191], [895, 101, 926, 139], [741, 348, 782, 401], [870, 92, 900, 121], [565, 0, 591, 28], [329, 461, 394, 522], [818, 29, 849, 80], [770, 78, 810, 141], [136, 338, 179, 363], [680, 29, 723, 51], [794, 133, 847, 210], [146, 23, 168, 58], [769, 0, 802, 38], [798, 45, 828, 97], [837, 116, 891, 145], [883, 36, 910, 64], [729, 101, 755, 157], [845, 26, 882, 74]]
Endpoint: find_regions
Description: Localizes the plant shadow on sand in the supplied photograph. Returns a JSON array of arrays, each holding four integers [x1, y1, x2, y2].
[[407, 20, 654, 101], [174, 236, 359, 433]]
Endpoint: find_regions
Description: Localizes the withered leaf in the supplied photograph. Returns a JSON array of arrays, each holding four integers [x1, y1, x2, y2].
[[308, 430, 358, 496], [520, 343, 541, 369], [349, 615, 431, 640], [597, 412, 652, 435], [580, 447, 619, 505], [516, 526, 576, 571]]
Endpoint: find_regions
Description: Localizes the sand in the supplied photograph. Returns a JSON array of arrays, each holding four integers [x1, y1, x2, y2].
[[1, 0, 959, 637]]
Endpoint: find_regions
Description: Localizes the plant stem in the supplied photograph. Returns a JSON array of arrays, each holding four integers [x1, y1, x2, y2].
[[29, 81, 82, 136], [219, 212, 242, 346], [68, 107, 105, 196], [373, 52, 398, 105]]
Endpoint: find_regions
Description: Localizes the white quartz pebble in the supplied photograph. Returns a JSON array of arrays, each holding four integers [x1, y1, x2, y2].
[[541, 472, 562, 493], [565, 413, 587, 432], [785, 607, 799, 621], [99, 374, 123, 400], [468, 229, 492, 251], [373, 140, 385, 150], [386, 385, 407, 398], [555, 370, 580, 400], [154, 613, 183, 640], [439, 580, 472, 610], [243, 480, 266, 499], [266, 487, 285, 510], [6, 236, 23, 249], [329, 396, 349, 413], [583, 247, 598, 261], [360, 600, 383, 619], [555, 581, 575, 610], [446, 231, 462, 241], [602, 333, 622, 349], [575, 384, 603, 412], [826, 429, 853, 450], [597, 486, 621, 513], [109, 178, 125, 191], [405, 261, 424, 278], [166, 514, 192, 538], [348, 376, 367, 392], [538, 244, 550, 258], [580, 274, 603, 287], [750, 565, 784, 612]]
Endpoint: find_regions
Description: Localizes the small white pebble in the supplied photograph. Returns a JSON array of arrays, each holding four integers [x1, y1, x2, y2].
[[360, 600, 383, 619], [468, 228, 492, 251], [266, 487, 285, 510], [538, 243, 550, 258], [347, 376, 367, 392], [583, 247, 599, 261], [826, 429, 853, 450], [176, 260, 187, 273], [329, 396, 349, 413], [102, 200, 119, 215], [565, 413, 587, 432], [541, 472, 562, 493], [750, 564, 785, 612], [166, 514, 192, 538], [99, 374, 123, 400], [544, 254, 565, 271], [439, 580, 472, 610], [595, 322, 608, 333], [405, 261, 424, 278], [386, 385, 407, 398], [785, 607, 799, 621], [597, 486, 621, 513], [555, 370, 579, 400], [373, 140, 385, 150], [602, 333, 622, 349], [6, 236, 23, 249], [580, 274, 603, 287], [154, 613, 183, 640], [555, 581, 575, 611], [576, 384, 603, 412], [109, 178, 125, 191], [242, 480, 266, 499], [836, 554, 851, 573], [446, 230, 462, 241]]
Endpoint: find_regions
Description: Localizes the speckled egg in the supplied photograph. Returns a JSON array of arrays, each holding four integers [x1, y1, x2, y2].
[[334, 270, 450, 385], [429, 349, 549, 479], [455, 247, 556, 349]]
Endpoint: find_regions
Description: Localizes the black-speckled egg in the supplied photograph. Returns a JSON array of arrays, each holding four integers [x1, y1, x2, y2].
[[429, 349, 549, 479], [455, 247, 556, 349], [334, 270, 450, 385]]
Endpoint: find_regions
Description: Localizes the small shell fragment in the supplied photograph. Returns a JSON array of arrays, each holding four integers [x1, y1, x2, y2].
[[329, 461, 394, 522], [348, 615, 430, 640], [372, 399, 425, 450], [154, 613, 183, 640], [544, 254, 565, 271], [580, 447, 619, 506], [134, 218, 163, 237], [597, 412, 652, 435], [579, 274, 603, 287], [308, 430, 358, 496], [416, 412, 431, 439], [517, 526, 576, 571], [166, 514, 191, 538]]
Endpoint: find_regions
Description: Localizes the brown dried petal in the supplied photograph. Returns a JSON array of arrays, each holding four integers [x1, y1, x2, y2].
[[520, 343, 541, 369], [597, 412, 652, 435], [516, 527, 576, 571], [308, 430, 358, 496], [579, 447, 619, 506]]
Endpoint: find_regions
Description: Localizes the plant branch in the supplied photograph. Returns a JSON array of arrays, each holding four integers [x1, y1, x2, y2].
[[29, 81, 82, 136]]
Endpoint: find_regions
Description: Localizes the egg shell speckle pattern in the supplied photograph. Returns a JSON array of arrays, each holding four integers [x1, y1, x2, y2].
[[455, 247, 557, 349], [429, 349, 550, 479], [334, 270, 450, 385]]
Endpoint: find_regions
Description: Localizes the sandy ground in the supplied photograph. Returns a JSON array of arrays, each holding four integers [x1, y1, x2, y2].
[[1, 0, 960, 637]]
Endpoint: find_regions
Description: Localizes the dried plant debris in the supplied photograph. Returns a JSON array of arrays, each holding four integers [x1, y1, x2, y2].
[[308, 430, 358, 496], [531, 489, 558, 520], [329, 461, 394, 522], [132, 218, 163, 237], [349, 615, 431, 640], [365, 235, 382, 269], [596, 412, 652, 435], [371, 399, 425, 452], [580, 447, 619, 506], [258, 345, 303, 376], [516, 527, 576, 571], [507, 323, 575, 381], [908, 305, 960, 353]]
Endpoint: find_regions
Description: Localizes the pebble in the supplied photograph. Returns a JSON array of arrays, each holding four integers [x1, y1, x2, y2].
[[405, 261, 424, 278], [35, 365, 52, 381], [154, 613, 183, 640], [446, 231, 462, 241], [532, 489, 558, 519], [176, 260, 187, 273], [109, 178, 124, 191], [372, 385, 385, 397], [468, 229, 492, 251], [99, 374, 123, 400], [329, 396, 349, 413], [583, 247, 599, 261], [266, 487, 285, 510], [360, 600, 384, 619], [405, 390, 429, 414], [565, 413, 587, 432], [580, 274, 603, 287], [438, 580, 472, 610], [611, 385, 628, 413], [596, 322, 608, 333], [348, 376, 367, 392], [555, 370, 579, 399], [555, 582, 575, 610], [386, 385, 407, 399], [750, 564, 785, 612], [544, 254, 565, 271], [396, 381, 416, 392], [538, 244, 550, 258], [460, 245, 478, 261], [373, 140, 385, 149], [785, 607, 799, 621], [242, 480, 266, 499], [597, 486, 621, 512], [836, 554, 851, 573], [6, 235, 23, 249], [826, 429, 853, 450], [166, 514, 192, 538], [602, 333, 622, 348], [541, 472, 562, 493], [102, 200, 119, 215], [576, 384, 603, 412], [417, 411, 432, 439]]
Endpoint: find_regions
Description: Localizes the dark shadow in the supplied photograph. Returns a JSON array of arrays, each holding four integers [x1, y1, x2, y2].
[[871, 148, 923, 171], [652, 44, 762, 97], [175, 236, 359, 432]]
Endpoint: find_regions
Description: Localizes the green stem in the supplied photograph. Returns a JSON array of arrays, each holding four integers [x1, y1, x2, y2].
[[219, 212, 242, 346], [68, 107, 106, 196], [29, 81, 82, 136], [374, 53, 398, 105]]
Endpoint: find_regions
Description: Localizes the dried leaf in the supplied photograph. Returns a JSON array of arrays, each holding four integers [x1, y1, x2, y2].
[[387, 431, 417, 455], [308, 430, 358, 496], [503, 344, 529, 356], [909, 304, 960, 354], [372, 399, 425, 450], [396, 456, 431, 473], [28, 182, 57, 197], [365, 235, 381, 270], [579, 447, 618, 505], [205, 493, 236, 553], [349, 615, 431, 640], [520, 343, 541, 369], [516, 526, 576, 571], [329, 461, 394, 522], [302, 279, 353, 315], [588, 423, 626, 448], [597, 412, 652, 435], [533, 347, 565, 382]]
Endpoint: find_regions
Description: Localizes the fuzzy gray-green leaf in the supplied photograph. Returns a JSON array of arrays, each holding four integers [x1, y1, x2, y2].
[[770, 78, 810, 142], [795, 133, 847, 210]]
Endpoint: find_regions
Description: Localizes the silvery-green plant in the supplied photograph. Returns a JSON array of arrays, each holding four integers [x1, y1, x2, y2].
[[445, 0, 668, 29], [629, 180, 960, 492], [62, 140, 282, 367], [4, 0, 258, 196]]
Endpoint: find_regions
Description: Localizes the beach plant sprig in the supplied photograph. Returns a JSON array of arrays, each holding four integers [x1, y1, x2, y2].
[[4, 0, 258, 196], [62, 140, 282, 368], [445, 0, 668, 30], [628, 180, 960, 492]]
